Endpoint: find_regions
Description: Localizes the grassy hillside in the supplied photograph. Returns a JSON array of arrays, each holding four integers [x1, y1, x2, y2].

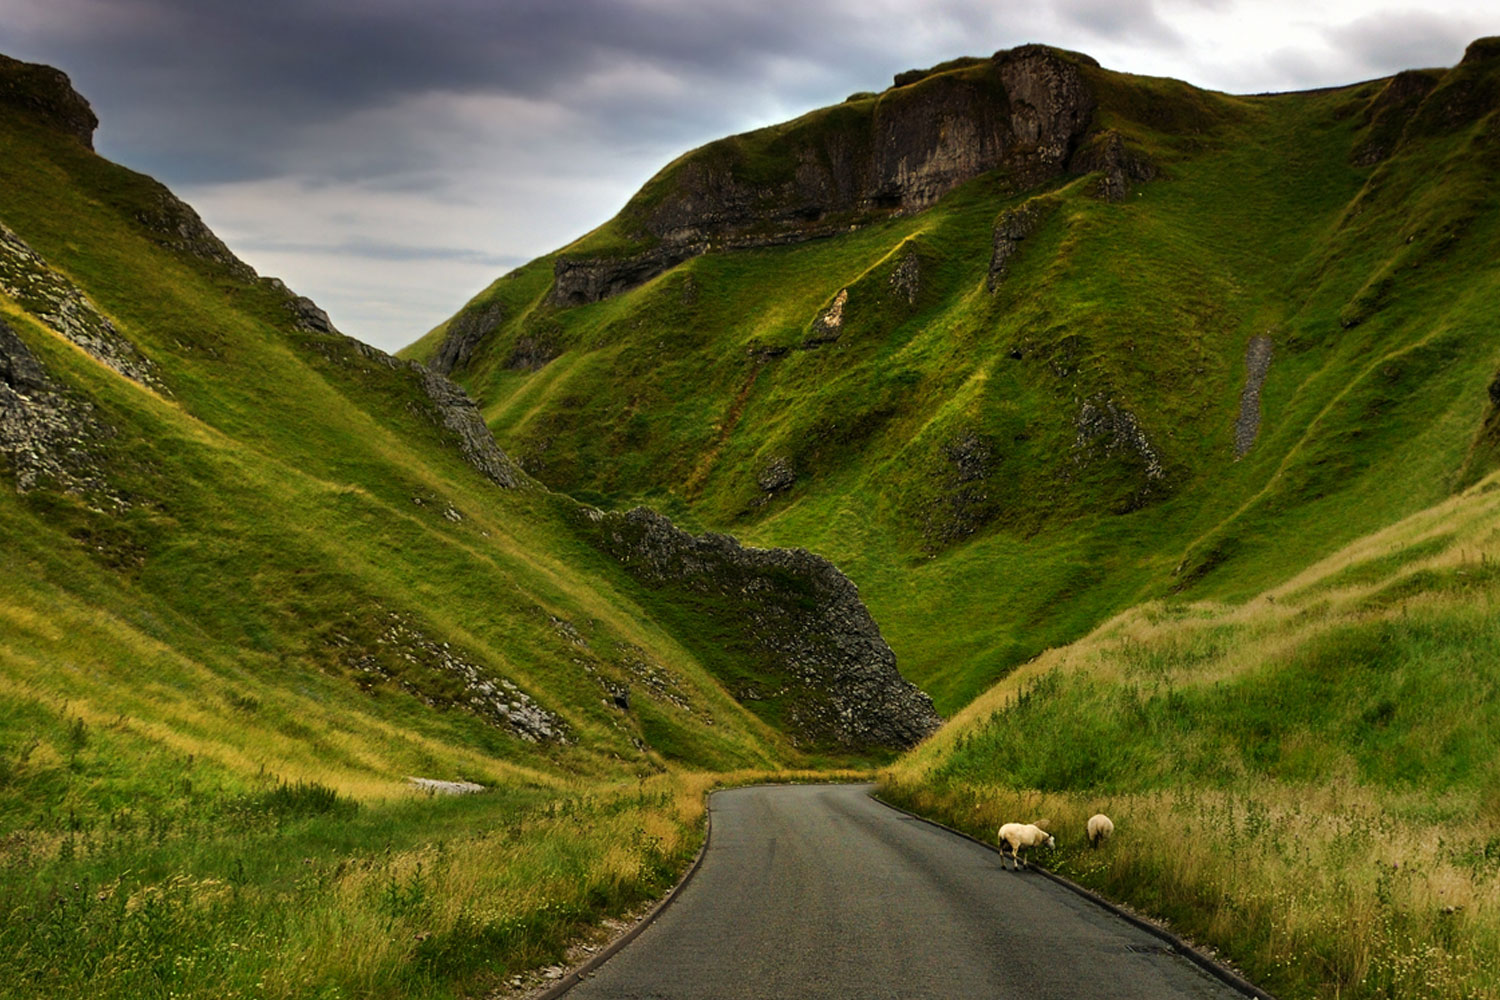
[[881, 468, 1500, 999], [413, 41, 1500, 718], [0, 57, 910, 1000]]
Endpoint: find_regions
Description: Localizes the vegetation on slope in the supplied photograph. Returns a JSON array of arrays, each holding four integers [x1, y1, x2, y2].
[[881, 470, 1500, 999], [0, 56, 906, 1000], [415, 41, 1500, 719]]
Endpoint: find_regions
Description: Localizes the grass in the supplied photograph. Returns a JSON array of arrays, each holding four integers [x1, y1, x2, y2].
[[9, 40, 1500, 1000], [881, 470, 1500, 999], [0, 62, 886, 1000], [420, 47, 1500, 721]]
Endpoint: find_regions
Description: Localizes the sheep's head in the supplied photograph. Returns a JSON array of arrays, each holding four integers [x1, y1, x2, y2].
[[1045, 834, 1056, 849]]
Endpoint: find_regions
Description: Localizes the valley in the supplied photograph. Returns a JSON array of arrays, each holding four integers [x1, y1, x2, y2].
[[3, 33, 1500, 1000]]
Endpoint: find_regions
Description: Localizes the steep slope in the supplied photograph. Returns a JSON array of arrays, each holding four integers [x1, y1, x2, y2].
[[0, 55, 941, 814], [0, 52, 948, 1000], [409, 40, 1500, 714], [881, 466, 1500, 999]]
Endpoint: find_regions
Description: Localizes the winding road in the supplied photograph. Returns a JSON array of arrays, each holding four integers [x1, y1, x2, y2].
[[564, 784, 1247, 1000]]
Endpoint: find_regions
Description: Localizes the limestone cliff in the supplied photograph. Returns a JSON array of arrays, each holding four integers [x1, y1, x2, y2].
[[550, 44, 1099, 306], [582, 506, 942, 751]]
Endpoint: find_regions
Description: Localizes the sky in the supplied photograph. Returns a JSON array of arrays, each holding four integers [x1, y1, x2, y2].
[[1, 0, 1496, 352]]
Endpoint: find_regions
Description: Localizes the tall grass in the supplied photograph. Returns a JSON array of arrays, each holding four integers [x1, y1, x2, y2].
[[883, 480, 1500, 999], [0, 774, 716, 1000]]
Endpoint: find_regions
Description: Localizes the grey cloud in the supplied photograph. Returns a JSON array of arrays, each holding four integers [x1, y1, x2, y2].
[[235, 237, 527, 269], [4, 0, 1056, 183], [1055, 0, 1184, 48], [1325, 9, 1480, 76]]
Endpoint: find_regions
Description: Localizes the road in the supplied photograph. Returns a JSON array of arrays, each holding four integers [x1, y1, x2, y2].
[[565, 784, 1246, 1000]]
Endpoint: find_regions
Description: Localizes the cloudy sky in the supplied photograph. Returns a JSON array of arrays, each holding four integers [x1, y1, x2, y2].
[[1, 1, 1494, 351]]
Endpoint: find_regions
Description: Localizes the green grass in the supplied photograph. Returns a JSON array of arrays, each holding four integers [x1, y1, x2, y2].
[[421, 48, 1500, 720], [882, 475, 1500, 998], [0, 67, 869, 1000]]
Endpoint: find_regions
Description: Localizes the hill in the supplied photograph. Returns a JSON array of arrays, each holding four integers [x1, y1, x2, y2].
[[408, 40, 1500, 718], [0, 52, 935, 1000]]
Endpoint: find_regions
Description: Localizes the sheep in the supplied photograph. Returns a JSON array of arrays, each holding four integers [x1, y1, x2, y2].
[[997, 822, 1054, 871], [1087, 813, 1115, 849]]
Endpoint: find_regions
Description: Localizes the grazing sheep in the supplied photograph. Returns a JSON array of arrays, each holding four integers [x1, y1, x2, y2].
[[1087, 813, 1115, 849], [997, 822, 1054, 870]]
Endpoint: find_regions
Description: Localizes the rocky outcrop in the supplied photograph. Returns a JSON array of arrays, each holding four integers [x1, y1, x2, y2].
[[550, 243, 705, 307], [920, 429, 1001, 549], [329, 609, 566, 742], [0, 223, 162, 388], [584, 506, 941, 750], [987, 197, 1056, 291], [1071, 130, 1157, 201], [889, 245, 921, 304], [415, 367, 523, 488], [805, 288, 848, 345], [551, 45, 1098, 306], [1073, 395, 1166, 508], [756, 456, 797, 494], [1351, 70, 1441, 166], [1234, 334, 1273, 458], [430, 300, 504, 375], [0, 54, 97, 148], [134, 189, 258, 281], [0, 317, 121, 505]]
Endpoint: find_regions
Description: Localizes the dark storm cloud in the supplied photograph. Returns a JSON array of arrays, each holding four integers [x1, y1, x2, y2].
[[2, 0, 1036, 184]]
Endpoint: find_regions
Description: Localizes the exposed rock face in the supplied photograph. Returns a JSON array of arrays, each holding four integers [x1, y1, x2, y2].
[[330, 609, 565, 742], [1073, 396, 1166, 508], [806, 288, 849, 345], [1352, 70, 1441, 166], [1071, 130, 1157, 201], [920, 430, 1000, 548], [133, 189, 258, 281], [505, 333, 560, 372], [1234, 334, 1274, 458], [550, 243, 705, 307], [289, 295, 335, 334], [757, 456, 797, 494], [0, 317, 120, 504], [987, 197, 1055, 291], [0, 223, 162, 388], [414, 367, 523, 488], [889, 245, 921, 304], [0, 53, 97, 148], [585, 506, 942, 750], [551, 45, 1097, 306], [430, 300, 504, 375]]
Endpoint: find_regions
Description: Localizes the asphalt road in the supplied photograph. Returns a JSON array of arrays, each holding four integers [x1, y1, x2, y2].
[[566, 784, 1246, 1000]]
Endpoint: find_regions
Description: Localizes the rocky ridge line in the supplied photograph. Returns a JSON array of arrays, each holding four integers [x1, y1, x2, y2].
[[549, 44, 1098, 307]]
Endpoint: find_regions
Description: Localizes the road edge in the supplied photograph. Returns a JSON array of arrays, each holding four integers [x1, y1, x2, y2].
[[533, 800, 714, 1000], [868, 792, 1278, 1000]]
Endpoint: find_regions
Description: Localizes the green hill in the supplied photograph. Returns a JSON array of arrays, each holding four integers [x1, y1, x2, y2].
[[410, 40, 1500, 718], [0, 52, 934, 1000]]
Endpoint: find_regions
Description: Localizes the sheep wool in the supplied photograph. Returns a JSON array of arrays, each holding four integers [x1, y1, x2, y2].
[[997, 822, 1055, 871], [1087, 813, 1115, 848]]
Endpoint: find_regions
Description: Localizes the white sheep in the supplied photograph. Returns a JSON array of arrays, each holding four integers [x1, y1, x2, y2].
[[1087, 813, 1115, 849], [997, 822, 1054, 870]]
